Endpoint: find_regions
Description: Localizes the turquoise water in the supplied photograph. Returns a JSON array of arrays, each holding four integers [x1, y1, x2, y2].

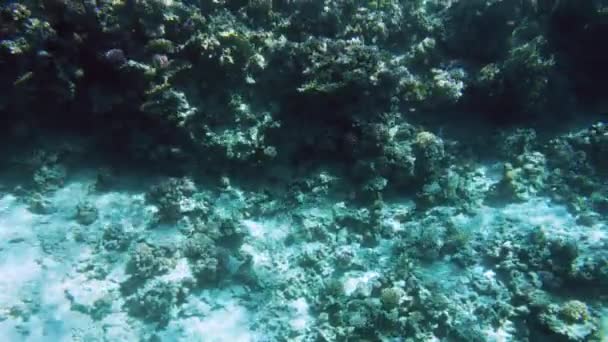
[[0, 1, 607, 341]]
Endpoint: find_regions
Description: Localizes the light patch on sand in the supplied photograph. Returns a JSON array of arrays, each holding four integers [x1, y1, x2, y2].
[[0, 195, 36, 240], [343, 271, 381, 296], [178, 303, 253, 342], [62, 273, 116, 308], [386, 217, 403, 232], [242, 219, 289, 240], [289, 298, 310, 331], [586, 227, 607, 244], [483, 269, 496, 281], [240, 243, 270, 267], [0, 249, 41, 305], [160, 258, 193, 283], [242, 219, 265, 238], [501, 198, 570, 227], [484, 320, 515, 342]]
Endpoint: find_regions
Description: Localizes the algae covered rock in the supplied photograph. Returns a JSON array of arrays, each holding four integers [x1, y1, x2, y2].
[[127, 280, 186, 326], [489, 151, 548, 202], [127, 242, 176, 279], [101, 223, 134, 251], [539, 301, 597, 341], [74, 201, 99, 226], [182, 232, 221, 285], [413, 131, 445, 182], [33, 164, 67, 192], [146, 177, 206, 223]]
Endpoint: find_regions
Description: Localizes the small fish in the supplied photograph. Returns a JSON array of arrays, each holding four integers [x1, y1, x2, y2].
[[13, 71, 33, 86]]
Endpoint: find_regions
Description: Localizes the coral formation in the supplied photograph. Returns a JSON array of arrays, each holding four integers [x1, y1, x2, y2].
[[128, 242, 176, 279], [0, 0, 606, 340], [539, 300, 597, 341], [127, 280, 186, 326], [74, 201, 99, 225], [101, 223, 134, 251], [146, 177, 205, 223]]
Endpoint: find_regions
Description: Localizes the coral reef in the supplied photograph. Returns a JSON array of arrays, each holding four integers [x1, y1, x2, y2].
[[127, 242, 177, 280], [74, 201, 99, 225], [0, 0, 606, 340], [146, 177, 206, 223], [1, 0, 605, 174], [539, 300, 597, 341], [127, 280, 186, 326], [101, 223, 134, 251]]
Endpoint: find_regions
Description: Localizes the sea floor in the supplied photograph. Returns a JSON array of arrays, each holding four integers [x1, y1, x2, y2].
[[0, 162, 605, 341]]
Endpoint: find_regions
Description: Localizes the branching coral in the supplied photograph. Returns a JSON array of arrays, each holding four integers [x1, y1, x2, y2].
[[127, 242, 176, 279]]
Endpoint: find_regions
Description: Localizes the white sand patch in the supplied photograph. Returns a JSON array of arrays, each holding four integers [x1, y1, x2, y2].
[[484, 320, 515, 342], [0, 249, 41, 305], [241, 243, 271, 267], [160, 258, 193, 283], [170, 303, 254, 342], [343, 271, 381, 296], [289, 298, 310, 331], [0, 195, 36, 241], [242, 218, 289, 240], [587, 228, 607, 244], [62, 273, 116, 308], [242, 219, 266, 238]]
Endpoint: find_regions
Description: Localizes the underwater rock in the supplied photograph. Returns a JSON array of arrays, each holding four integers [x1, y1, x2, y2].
[[539, 300, 597, 341], [146, 177, 205, 223], [413, 131, 445, 182], [74, 201, 99, 226], [127, 280, 186, 326], [102, 48, 127, 67], [101, 223, 134, 251], [489, 151, 548, 202], [127, 242, 177, 279]]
